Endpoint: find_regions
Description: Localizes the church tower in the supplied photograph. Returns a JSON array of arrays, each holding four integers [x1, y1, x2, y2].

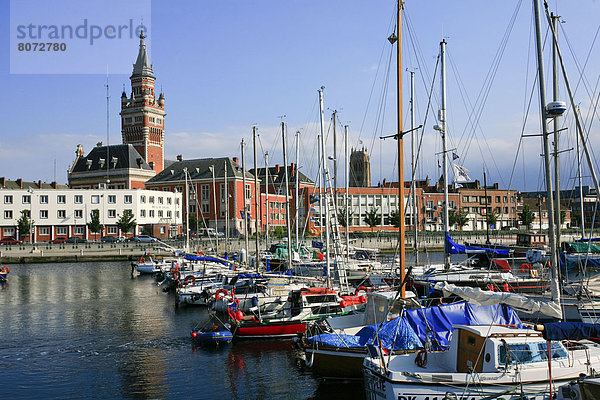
[[120, 30, 166, 173], [349, 147, 371, 187]]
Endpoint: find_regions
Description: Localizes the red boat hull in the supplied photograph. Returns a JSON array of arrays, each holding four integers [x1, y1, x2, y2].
[[233, 320, 307, 339]]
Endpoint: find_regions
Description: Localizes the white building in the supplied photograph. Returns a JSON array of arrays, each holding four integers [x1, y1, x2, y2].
[[0, 188, 182, 242]]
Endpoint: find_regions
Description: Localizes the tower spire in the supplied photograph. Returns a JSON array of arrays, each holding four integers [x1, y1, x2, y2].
[[132, 29, 154, 78]]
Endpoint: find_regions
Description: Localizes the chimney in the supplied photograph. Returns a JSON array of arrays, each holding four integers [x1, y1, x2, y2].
[[176, 154, 183, 162], [290, 163, 296, 175], [0, 177, 4, 188], [233, 157, 239, 165], [38, 180, 42, 188], [51, 181, 57, 189], [97, 141, 104, 147], [16, 178, 23, 188]]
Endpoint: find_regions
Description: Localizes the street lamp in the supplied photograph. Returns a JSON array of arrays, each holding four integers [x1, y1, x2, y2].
[[208, 165, 218, 252]]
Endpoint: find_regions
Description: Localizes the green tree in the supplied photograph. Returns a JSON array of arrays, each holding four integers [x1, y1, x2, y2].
[[17, 210, 31, 241], [486, 211, 498, 229], [389, 209, 401, 228], [116, 210, 136, 235], [337, 209, 353, 228], [519, 204, 535, 229], [184, 214, 198, 234], [274, 226, 285, 238], [449, 209, 470, 230], [363, 207, 380, 232], [87, 209, 103, 241]]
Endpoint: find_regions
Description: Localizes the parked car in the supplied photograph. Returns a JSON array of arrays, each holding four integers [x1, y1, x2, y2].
[[49, 237, 67, 244], [101, 236, 120, 243], [66, 237, 87, 243], [0, 237, 23, 245], [132, 235, 158, 243]]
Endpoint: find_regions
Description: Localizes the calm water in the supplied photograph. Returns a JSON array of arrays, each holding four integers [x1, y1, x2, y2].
[[0, 261, 365, 399]]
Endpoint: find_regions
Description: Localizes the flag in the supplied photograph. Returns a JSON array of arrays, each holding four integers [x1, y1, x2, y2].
[[312, 240, 323, 249], [309, 195, 319, 204], [437, 159, 441, 169], [452, 152, 460, 160], [453, 163, 471, 182]]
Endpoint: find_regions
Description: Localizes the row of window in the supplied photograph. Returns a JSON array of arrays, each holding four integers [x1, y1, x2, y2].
[[462, 195, 517, 204], [4, 208, 180, 220], [3, 194, 135, 205], [2, 226, 122, 236], [140, 195, 176, 205]]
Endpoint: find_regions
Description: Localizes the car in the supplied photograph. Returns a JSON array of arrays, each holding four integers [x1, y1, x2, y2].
[[0, 237, 23, 245], [49, 237, 67, 244], [132, 235, 158, 243], [66, 237, 87, 243], [101, 236, 119, 243]]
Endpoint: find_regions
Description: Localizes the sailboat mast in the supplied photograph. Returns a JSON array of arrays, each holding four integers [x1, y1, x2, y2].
[[253, 126, 260, 269], [264, 152, 270, 251], [281, 122, 293, 269], [295, 131, 300, 252], [410, 70, 418, 264], [184, 167, 189, 253], [551, 13, 562, 251], [318, 88, 331, 283], [533, 0, 560, 306], [576, 107, 585, 238], [241, 139, 249, 265], [440, 39, 450, 270], [396, 0, 405, 297], [345, 125, 350, 264]]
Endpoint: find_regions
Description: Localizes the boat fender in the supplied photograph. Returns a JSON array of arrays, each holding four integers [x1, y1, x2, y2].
[[139, 257, 145, 264], [359, 295, 367, 303], [172, 270, 181, 281], [414, 350, 428, 368], [520, 263, 532, 274], [1, 266, 9, 274], [236, 310, 244, 320], [185, 275, 196, 286], [215, 288, 228, 302], [502, 283, 509, 292], [340, 300, 347, 308], [487, 284, 495, 291]]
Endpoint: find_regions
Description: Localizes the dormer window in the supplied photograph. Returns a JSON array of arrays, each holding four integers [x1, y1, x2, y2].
[[86, 160, 93, 169], [99, 158, 105, 168]]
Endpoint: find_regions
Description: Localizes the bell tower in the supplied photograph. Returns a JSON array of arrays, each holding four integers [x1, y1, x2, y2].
[[120, 29, 166, 173]]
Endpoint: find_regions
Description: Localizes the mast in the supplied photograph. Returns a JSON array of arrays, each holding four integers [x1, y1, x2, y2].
[[281, 122, 293, 269], [410, 70, 418, 264], [533, 0, 560, 307], [184, 167, 189, 252], [265, 152, 270, 250], [295, 131, 300, 252], [576, 107, 585, 238], [241, 139, 249, 265], [253, 126, 260, 270], [318, 89, 326, 246], [318, 88, 331, 283], [345, 125, 350, 264], [551, 12, 562, 252], [440, 39, 450, 270], [224, 161, 229, 254], [333, 110, 338, 216]]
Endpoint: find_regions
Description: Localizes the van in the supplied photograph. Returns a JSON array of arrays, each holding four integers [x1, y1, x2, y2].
[[198, 228, 217, 237]]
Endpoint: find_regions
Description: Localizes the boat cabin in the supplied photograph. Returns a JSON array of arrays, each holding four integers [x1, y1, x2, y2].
[[516, 233, 546, 247], [289, 288, 342, 317], [448, 325, 567, 373]]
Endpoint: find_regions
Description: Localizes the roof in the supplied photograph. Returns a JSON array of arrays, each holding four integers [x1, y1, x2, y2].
[[0, 177, 68, 190], [145, 157, 254, 184], [70, 144, 153, 173], [454, 324, 541, 339], [132, 30, 154, 78], [249, 164, 315, 187]]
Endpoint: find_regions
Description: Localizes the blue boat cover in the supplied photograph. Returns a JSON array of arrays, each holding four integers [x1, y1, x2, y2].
[[307, 301, 523, 351], [542, 322, 600, 341], [445, 232, 510, 256]]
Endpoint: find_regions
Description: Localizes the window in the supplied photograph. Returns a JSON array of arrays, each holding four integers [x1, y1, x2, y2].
[[75, 195, 83, 204], [504, 207, 509, 214], [140, 210, 146, 217], [189, 204, 196, 213], [141, 195, 146, 203], [108, 210, 116, 218], [201, 185, 210, 201], [74, 209, 83, 219], [498, 342, 566, 366], [426, 200, 434, 209], [135, 116, 142, 123], [163, 187, 170, 192], [158, 197, 163, 204], [57, 195, 66, 204], [39, 227, 50, 235], [245, 184, 251, 201], [167, 211, 172, 218], [202, 204, 210, 213], [22, 195, 31, 204], [40, 210, 48, 219], [4, 210, 13, 219], [4, 195, 13, 204], [57, 210, 66, 219], [91, 195, 99, 204], [176, 211, 180, 218], [40, 195, 48, 204], [124, 195, 132, 204], [149, 210, 155, 217], [56, 227, 67, 235], [149, 196, 155, 204], [158, 210, 163, 217], [74, 226, 84, 235], [175, 186, 183, 193], [167, 198, 172, 205], [108, 195, 116, 204], [107, 226, 117, 234], [3, 227, 15, 236]]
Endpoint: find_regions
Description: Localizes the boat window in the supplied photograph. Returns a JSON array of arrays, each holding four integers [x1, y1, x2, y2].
[[304, 295, 338, 304], [498, 341, 567, 365]]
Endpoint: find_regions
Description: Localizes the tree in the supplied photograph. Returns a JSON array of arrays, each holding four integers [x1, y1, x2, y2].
[[486, 211, 498, 229], [87, 209, 103, 241], [337, 209, 353, 228], [116, 210, 136, 235], [449, 209, 469, 230], [184, 214, 198, 234], [560, 209, 567, 225], [274, 226, 285, 238], [363, 207, 380, 232], [17, 210, 31, 240], [519, 204, 535, 229], [389, 209, 401, 228]]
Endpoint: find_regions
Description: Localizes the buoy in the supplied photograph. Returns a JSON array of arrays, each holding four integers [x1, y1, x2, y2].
[[1, 266, 9, 274], [139, 257, 145, 264], [236, 310, 244, 320], [355, 286, 370, 296], [503, 283, 510, 292], [191, 331, 197, 338], [185, 275, 196, 286], [215, 288, 228, 302], [520, 263, 532, 274]]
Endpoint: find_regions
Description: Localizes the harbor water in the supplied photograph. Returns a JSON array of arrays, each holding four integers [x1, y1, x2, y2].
[[0, 261, 365, 399]]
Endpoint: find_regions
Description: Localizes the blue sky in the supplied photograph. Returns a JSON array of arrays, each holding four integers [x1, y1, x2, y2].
[[2, 0, 600, 193]]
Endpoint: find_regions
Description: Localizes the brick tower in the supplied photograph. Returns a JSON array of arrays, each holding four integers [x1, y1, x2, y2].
[[120, 29, 166, 173]]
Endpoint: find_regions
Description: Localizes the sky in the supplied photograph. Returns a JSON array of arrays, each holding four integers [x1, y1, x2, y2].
[[2, 0, 600, 193]]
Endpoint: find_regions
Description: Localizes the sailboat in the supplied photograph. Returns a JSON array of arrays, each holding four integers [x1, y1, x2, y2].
[[363, 1, 600, 399]]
